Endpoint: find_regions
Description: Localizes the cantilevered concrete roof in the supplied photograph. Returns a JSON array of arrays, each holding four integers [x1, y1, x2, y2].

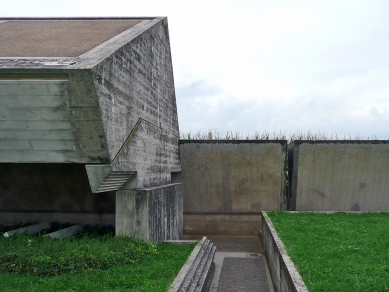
[[0, 17, 157, 68], [0, 19, 142, 57], [0, 17, 181, 189]]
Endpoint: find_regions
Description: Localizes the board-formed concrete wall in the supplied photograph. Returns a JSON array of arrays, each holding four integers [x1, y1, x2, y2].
[[172, 140, 287, 235], [289, 141, 389, 211], [91, 19, 179, 164]]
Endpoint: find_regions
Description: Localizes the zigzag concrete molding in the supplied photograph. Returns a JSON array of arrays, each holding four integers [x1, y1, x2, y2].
[[168, 237, 216, 292]]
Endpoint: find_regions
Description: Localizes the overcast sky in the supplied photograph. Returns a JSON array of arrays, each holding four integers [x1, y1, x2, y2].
[[1, 0, 389, 139]]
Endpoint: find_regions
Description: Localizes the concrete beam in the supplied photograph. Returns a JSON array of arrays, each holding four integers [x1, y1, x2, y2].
[[43, 224, 83, 239], [3, 222, 51, 237]]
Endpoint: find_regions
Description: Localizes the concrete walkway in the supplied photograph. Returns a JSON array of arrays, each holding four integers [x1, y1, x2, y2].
[[183, 235, 274, 292]]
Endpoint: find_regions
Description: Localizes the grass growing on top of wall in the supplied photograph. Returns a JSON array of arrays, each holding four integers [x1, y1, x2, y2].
[[179, 129, 385, 141], [0, 227, 195, 291], [267, 211, 389, 292]]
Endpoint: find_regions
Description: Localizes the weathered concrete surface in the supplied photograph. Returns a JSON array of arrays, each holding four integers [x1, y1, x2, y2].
[[0, 74, 110, 163], [289, 141, 389, 211], [116, 183, 183, 243], [184, 214, 262, 236], [0, 17, 181, 241], [91, 19, 180, 164], [261, 212, 308, 292], [111, 119, 180, 188], [0, 17, 180, 189], [172, 140, 287, 235], [168, 237, 216, 292]]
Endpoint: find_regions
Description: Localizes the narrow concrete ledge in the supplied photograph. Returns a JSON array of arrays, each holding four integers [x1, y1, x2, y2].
[[168, 237, 216, 292], [261, 212, 308, 292]]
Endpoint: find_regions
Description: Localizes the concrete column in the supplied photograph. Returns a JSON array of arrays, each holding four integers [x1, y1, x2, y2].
[[116, 183, 183, 244]]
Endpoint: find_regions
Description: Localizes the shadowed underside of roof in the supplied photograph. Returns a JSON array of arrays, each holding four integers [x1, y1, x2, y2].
[[0, 19, 142, 57]]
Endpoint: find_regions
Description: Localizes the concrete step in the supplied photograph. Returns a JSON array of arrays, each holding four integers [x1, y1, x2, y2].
[[186, 240, 215, 292], [95, 171, 134, 192], [169, 237, 216, 292], [197, 245, 216, 292], [86, 165, 135, 193]]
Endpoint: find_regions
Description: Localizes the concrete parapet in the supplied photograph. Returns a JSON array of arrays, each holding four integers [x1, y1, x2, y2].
[[116, 183, 183, 244], [289, 140, 389, 211], [261, 212, 308, 292], [173, 140, 287, 235]]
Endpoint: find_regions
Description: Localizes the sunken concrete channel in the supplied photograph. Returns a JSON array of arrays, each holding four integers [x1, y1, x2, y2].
[[261, 212, 308, 292], [168, 237, 216, 292]]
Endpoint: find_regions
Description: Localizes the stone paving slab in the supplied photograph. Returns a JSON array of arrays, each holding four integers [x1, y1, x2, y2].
[[185, 236, 275, 292], [217, 257, 270, 292]]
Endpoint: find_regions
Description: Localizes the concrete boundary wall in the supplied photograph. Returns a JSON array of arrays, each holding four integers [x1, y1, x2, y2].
[[261, 212, 308, 292], [289, 140, 389, 211], [173, 140, 287, 235]]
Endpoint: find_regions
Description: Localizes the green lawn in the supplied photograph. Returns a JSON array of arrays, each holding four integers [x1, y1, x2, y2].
[[0, 228, 195, 291], [267, 211, 389, 292]]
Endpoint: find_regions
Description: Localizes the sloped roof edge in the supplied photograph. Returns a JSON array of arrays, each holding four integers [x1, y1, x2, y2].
[[0, 17, 167, 69]]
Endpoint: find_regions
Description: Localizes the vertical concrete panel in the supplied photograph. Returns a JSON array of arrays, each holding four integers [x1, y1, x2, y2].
[[136, 189, 150, 241], [291, 141, 389, 211], [173, 140, 286, 235], [115, 190, 136, 236]]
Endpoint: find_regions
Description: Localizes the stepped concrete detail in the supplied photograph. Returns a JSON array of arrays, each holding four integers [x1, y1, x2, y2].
[[169, 237, 216, 292]]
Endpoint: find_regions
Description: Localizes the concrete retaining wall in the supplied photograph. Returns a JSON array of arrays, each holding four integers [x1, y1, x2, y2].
[[289, 141, 389, 211], [172, 140, 287, 235], [261, 212, 308, 292]]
